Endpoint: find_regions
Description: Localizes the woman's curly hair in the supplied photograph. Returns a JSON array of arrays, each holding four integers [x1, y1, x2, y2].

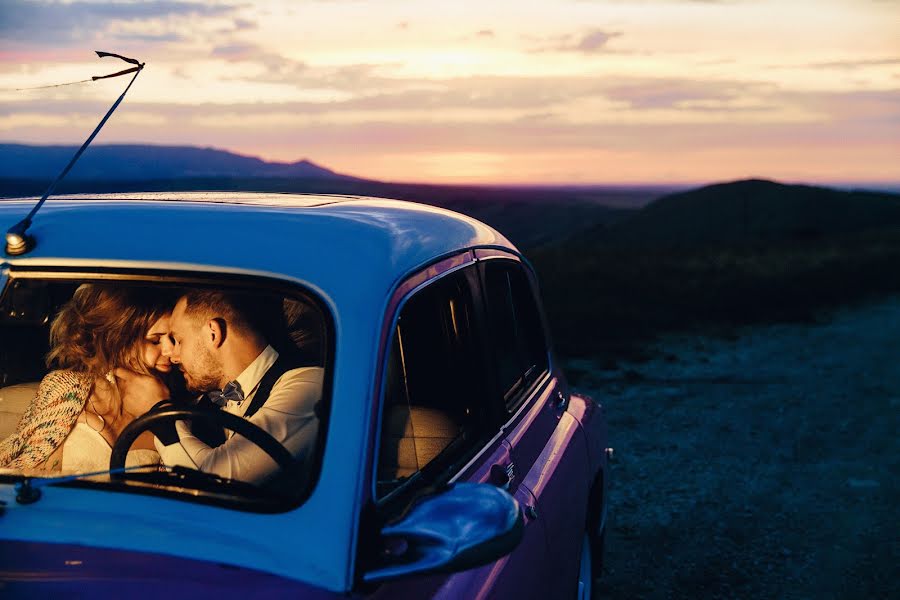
[[47, 284, 176, 378]]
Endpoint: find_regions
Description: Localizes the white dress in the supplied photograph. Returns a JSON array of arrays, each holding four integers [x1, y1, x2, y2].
[[61, 422, 161, 473]]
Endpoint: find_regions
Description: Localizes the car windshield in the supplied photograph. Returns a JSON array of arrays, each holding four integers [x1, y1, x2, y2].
[[0, 273, 330, 511]]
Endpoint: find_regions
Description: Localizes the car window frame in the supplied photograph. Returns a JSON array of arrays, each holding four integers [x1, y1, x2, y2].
[[474, 250, 554, 416], [0, 265, 336, 514], [368, 252, 508, 512]]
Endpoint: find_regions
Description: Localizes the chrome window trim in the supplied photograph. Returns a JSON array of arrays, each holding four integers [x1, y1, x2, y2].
[[449, 370, 552, 484], [500, 369, 553, 435]]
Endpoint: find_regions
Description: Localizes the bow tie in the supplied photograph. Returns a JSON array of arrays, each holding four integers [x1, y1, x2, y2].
[[207, 380, 245, 407]]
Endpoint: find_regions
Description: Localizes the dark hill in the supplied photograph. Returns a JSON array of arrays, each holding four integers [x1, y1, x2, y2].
[[530, 179, 900, 357], [0, 143, 352, 181], [604, 179, 900, 247]]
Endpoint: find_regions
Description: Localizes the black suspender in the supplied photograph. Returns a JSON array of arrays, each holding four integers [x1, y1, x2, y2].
[[243, 355, 298, 418], [244, 354, 313, 498]]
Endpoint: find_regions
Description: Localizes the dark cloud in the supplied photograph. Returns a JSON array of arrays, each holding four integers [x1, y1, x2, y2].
[[575, 30, 622, 52], [3, 82, 571, 119], [285, 74, 761, 114], [216, 17, 258, 34], [293, 75, 774, 114], [9, 77, 895, 122], [530, 29, 623, 53], [317, 64, 398, 90], [212, 43, 307, 78], [211, 43, 267, 61], [122, 32, 190, 43], [321, 77, 597, 111], [13, 109, 893, 158], [602, 79, 770, 109], [806, 57, 900, 69], [232, 18, 257, 31], [0, 0, 238, 45], [222, 104, 897, 157], [3, 89, 897, 168], [215, 57, 406, 91]]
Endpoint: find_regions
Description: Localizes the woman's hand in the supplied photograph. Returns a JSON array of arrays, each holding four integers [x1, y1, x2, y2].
[[114, 368, 170, 416]]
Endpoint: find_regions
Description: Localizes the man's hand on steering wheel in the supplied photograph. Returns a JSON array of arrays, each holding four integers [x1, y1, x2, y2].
[[110, 405, 298, 479]]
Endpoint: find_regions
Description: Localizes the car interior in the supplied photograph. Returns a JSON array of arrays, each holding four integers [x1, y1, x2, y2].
[[0, 275, 329, 507]]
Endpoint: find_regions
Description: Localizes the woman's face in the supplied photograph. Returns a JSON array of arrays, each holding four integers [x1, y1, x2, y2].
[[140, 314, 174, 373]]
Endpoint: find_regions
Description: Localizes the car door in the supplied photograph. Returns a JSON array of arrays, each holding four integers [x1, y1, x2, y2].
[[364, 259, 552, 599], [477, 250, 592, 599]]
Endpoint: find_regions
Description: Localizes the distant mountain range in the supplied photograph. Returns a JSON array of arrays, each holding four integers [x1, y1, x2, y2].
[[0, 143, 666, 249], [0, 143, 353, 181], [6, 144, 900, 253]]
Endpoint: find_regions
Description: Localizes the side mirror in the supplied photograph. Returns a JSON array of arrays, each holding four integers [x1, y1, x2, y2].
[[363, 483, 524, 583]]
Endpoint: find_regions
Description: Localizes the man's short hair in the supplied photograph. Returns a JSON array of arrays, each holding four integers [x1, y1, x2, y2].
[[180, 290, 256, 334]]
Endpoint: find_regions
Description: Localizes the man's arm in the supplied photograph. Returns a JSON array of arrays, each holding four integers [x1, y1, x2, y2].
[[156, 367, 323, 485]]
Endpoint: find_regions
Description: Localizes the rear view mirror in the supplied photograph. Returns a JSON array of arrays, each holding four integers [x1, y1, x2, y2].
[[363, 483, 524, 583]]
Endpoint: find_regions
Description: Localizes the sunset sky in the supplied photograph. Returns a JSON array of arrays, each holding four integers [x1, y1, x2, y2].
[[1, 0, 898, 185]]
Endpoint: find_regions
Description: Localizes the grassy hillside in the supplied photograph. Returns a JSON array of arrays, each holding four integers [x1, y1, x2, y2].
[[531, 180, 900, 359]]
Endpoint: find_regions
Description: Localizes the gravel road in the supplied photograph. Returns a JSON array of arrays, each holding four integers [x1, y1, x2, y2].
[[567, 296, 900, 600]]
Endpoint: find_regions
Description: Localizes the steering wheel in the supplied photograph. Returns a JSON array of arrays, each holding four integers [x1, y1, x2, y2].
[[110, 405, 298, 478]]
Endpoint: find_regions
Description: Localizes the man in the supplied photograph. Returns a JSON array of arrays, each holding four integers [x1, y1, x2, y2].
[[134, 290, 323, 486]]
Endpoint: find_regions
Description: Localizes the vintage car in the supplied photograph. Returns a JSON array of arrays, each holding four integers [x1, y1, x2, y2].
[[0, 192, 609, 599]]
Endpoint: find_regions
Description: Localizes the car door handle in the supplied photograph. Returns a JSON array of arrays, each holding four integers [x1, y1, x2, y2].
[[554, 390, 568, 410], [489, 462, 515, 491]]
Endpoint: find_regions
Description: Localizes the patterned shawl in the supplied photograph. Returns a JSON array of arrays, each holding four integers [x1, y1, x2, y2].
[[0, 370, 93, 469]]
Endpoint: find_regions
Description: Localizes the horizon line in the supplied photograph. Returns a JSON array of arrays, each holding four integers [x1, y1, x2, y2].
[[3, 141, 899, 191]]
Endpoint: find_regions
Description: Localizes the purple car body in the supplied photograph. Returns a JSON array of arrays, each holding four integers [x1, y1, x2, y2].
[[0, 193, 609, 599]]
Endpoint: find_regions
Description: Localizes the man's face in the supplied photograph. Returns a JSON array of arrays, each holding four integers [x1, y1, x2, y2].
[[169, 297, 223, 393]]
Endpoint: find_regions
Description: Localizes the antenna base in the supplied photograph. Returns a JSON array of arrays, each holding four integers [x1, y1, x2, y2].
[[15, 479, 42, 504], [5, 221, 34, 256]]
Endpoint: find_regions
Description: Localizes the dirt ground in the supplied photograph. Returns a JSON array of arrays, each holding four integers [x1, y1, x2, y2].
[[566, 296, 900, 600]]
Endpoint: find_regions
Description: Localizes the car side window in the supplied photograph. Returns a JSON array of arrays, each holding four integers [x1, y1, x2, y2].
[[376, 267, 489, 499], [482, 260, 549, 412]]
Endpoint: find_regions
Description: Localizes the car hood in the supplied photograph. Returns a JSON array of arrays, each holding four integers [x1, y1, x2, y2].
[[0, 540, 336, 599]]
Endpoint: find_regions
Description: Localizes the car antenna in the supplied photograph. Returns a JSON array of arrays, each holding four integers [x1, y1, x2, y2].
[[4, 51, 146, 257]]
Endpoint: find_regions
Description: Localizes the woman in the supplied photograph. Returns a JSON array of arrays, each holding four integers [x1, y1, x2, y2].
[[0, 284, 177, 472]]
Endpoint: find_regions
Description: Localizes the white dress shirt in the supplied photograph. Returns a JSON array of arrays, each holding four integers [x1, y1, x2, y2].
[[155, 345, 323, 486]]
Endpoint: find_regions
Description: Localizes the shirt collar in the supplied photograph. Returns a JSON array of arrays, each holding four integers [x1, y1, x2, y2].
[[233, 344, 279, 402]]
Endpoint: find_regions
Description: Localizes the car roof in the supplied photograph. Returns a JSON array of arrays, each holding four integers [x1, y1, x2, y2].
[[0, 192, 515, 295]]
